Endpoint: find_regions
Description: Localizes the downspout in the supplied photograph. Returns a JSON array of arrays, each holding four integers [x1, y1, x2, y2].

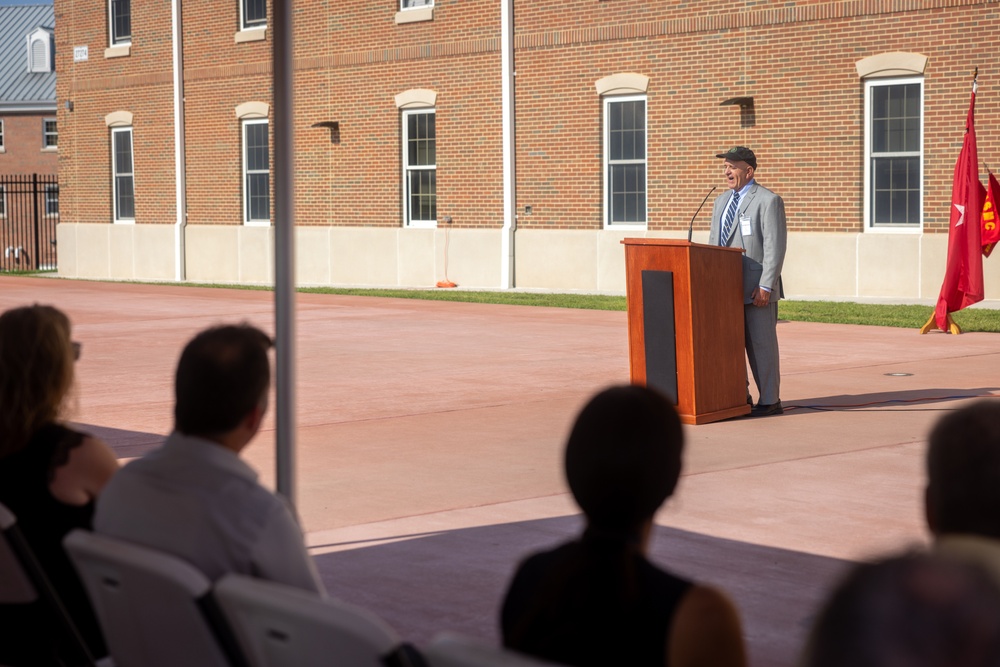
[[171, 0, 186, 280], [500, 0, 515, 288]]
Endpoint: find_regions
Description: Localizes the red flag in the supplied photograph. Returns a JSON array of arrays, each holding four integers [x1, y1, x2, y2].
[[934, 83, 985, 330], [983, 170, 1000, 257]]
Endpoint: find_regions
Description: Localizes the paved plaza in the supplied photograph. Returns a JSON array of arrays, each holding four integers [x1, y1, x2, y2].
[[3, 275, 1000, 666]]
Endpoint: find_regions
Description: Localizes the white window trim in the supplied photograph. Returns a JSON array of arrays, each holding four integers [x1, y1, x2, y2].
[[111, 126, 135, 224], [42, 118, 57, 151], [45, 184, 59, 217], [402, 108, 436, 229], [863, 76, 924, 234], [238, 0, 267, 36], [603, 94, 648, 230], [108, 0, 131, 48], [0, 185, 6, 219], [0, 119, 5, 153], [242, 118, 270, 227]]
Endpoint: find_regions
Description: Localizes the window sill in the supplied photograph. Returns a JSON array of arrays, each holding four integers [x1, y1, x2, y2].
[[406, 221, 437, 229], [604, 223, 647, 231], [41, 146, 58, 152], [0, 147, 5, 153], [863, 225, 922, 234], [105, 44, 131, 59], [235, 27, 267, 43], [113, 219, 136, 225], [244, 220, 271, 227], [395, 7, 433, 24]]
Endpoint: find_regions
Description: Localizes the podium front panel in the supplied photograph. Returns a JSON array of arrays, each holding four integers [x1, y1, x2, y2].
[[641, 270, 677, 403]]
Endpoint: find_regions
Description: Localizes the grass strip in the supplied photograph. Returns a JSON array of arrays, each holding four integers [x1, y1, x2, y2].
[[5, 272, 999, 332]]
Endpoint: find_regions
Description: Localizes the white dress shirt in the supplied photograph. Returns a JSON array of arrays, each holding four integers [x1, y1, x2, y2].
[[95, 431, 325, 594]]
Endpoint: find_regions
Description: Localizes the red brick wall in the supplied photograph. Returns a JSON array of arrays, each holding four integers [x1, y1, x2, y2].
[[54, 0, 1000, 236], [514, 0, 1000, 233], [292, 0, 504, 229], [55, 0, 176, 225], [0, 114, 59, 176]]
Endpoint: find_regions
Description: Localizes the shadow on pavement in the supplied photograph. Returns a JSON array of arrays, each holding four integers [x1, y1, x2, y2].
[[313, 514, 853, 667]]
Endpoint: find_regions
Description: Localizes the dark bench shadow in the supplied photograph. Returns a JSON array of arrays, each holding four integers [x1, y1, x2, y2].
[[69, 423, 165, 459], [312, 514, 862, 667]]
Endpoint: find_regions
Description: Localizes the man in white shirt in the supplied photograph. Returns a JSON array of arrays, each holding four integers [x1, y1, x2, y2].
[[96, 324, 324, 594]]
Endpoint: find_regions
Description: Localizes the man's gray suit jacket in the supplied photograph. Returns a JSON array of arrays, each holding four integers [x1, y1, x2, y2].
[[707, 182, 787, 304]]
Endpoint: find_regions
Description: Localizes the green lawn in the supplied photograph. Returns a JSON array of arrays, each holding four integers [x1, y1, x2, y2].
[[298, 286, 1000, 333], [7, 272, 1000, 332]]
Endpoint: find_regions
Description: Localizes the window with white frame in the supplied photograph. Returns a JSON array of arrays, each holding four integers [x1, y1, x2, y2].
[[43, 119, 57, 149], [401, 0, 432, 9], [0, 119, 4, 150], [604, 95, 647, 226], [0, 185, 6, 218], [45, 184, 59, 217], [109, 0, 131, 46], [241, 0, 266, 31], [242, 119, 270, 225], [864, 77, 923, 229], [402, 109, 436, 226], [111, 127, 135, 222]]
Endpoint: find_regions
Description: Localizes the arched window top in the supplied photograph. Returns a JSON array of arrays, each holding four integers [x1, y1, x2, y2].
[[856, 52, 928, 79], [105, 111, 133, 127], [595, 73, 649, 96], [235, 102, 269, 119], [27, 28, 53, 73], [395, 89, 436, 109]]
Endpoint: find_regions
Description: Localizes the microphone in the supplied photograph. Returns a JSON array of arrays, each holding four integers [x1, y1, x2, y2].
[[687, 186, 717, 242]]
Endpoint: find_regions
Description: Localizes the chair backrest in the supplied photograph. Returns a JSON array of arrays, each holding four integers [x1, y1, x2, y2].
[[214, 573, 417, 667], [64, 529, 244, 667], [0, 502, 37, 604], [0, 502, 97, 666], [423, 633, 562, 667]]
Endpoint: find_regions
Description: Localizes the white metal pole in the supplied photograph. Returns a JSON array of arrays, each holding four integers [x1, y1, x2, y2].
[[273, 0, 296, 505], [171, 0, 186, 281], [500, 0, 516, 288]]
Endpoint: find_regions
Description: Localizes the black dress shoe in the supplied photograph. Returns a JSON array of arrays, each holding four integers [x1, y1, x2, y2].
[[750, 400, 783, 417]]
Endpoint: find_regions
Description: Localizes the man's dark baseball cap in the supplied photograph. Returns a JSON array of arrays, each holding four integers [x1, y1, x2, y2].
[[716, 146, 757, 169]]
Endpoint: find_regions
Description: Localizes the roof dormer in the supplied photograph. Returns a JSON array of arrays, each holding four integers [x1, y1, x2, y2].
[[27, 27, 54, 73]]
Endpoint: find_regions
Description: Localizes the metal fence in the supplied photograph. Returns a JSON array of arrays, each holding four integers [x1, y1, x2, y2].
[[0, 174, 59, 272]]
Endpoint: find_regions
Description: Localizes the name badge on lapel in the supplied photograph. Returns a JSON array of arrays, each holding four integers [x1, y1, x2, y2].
[[740, 215, 752, 236]]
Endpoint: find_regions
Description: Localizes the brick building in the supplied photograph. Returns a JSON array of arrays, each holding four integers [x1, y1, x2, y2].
[[0, 5, 58, 177], [54, 0, 1000, 299]]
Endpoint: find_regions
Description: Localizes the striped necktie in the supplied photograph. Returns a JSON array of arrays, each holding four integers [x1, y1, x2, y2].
[[721, 191, 740, 245]]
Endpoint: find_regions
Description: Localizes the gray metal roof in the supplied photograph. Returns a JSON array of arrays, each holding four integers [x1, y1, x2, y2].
[[0, 5, 56, 111]]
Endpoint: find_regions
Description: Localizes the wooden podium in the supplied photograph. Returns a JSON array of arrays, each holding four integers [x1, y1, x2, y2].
[[622, 239, 749, 424]]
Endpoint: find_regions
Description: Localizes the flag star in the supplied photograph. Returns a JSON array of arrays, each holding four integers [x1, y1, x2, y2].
[[955, 203, 966, 226]]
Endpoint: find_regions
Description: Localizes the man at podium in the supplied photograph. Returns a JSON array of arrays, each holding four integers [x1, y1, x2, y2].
[[708, 146, 787, 417]]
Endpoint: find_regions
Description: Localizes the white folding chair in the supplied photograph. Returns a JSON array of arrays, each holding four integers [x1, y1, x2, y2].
[[423, 633, 563, 667], [63, 529, 246, 667], [214, 573, 424, 667], [0, 502, 98, 667]]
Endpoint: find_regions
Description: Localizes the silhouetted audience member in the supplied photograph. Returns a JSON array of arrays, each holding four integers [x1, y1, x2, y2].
[[0, 305, 119, 665], [926, 400, 1000, 581], [801, 552, 1000, 667], [96, 324, 324, 594], [501, 385, 746, 667]]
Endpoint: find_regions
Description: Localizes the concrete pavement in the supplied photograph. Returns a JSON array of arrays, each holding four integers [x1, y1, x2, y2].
[[3, 275, 999, 666]]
